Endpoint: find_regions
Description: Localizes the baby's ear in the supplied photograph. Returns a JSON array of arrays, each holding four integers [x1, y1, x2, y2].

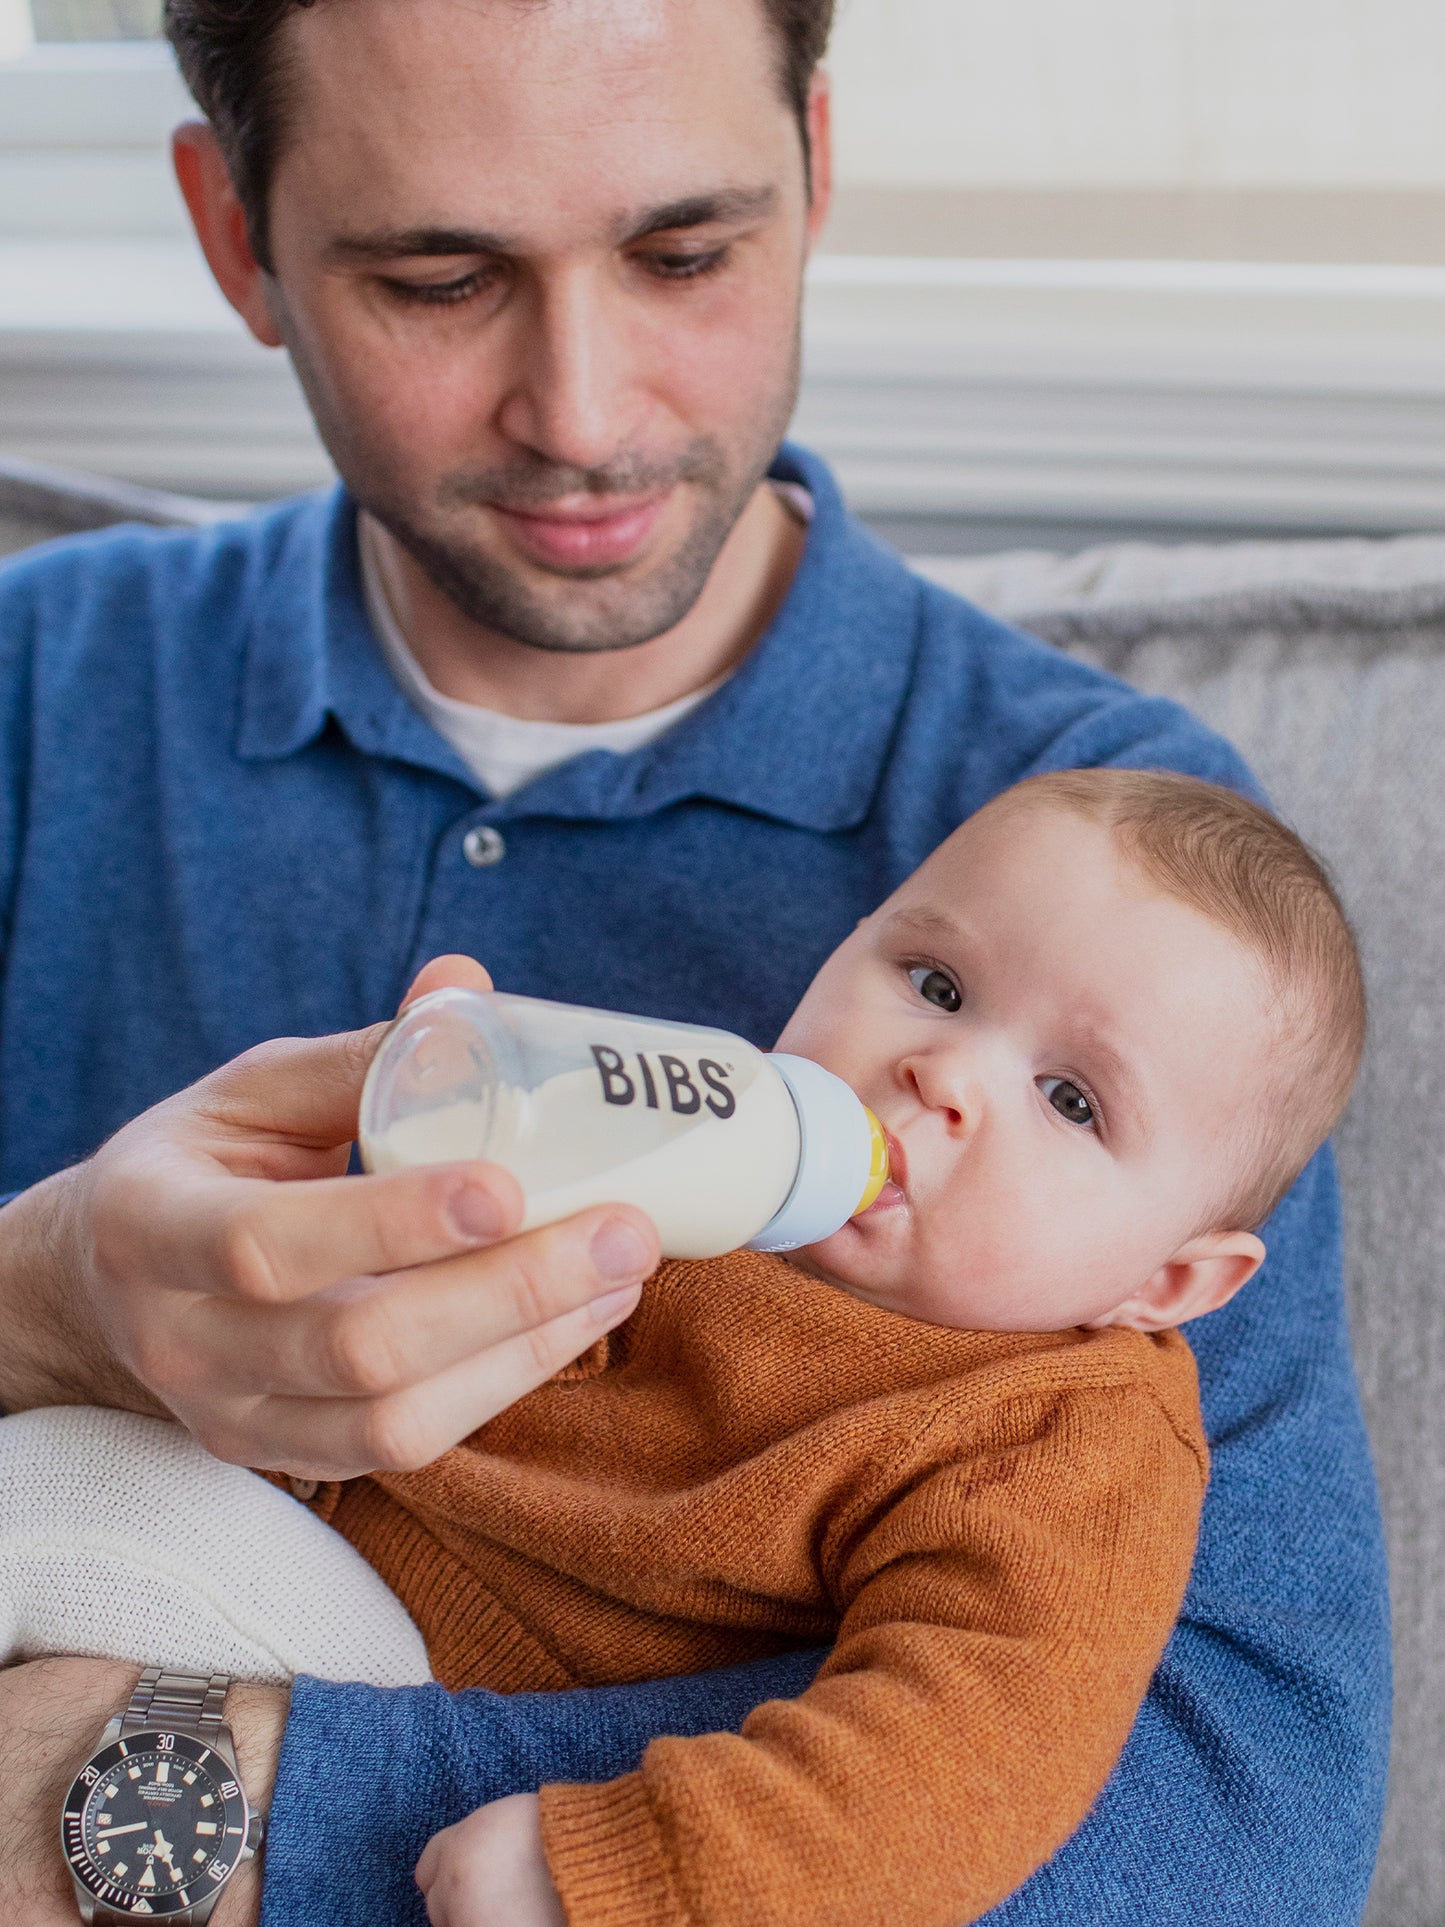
[[1089, 1231, 1266, 1334]]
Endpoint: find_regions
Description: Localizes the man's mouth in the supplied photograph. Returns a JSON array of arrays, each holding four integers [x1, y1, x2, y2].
[[488, 491, 673, 571]]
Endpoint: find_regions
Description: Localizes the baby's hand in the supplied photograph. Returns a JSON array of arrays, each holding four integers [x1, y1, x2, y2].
[[416, 1792, 567, 1927]]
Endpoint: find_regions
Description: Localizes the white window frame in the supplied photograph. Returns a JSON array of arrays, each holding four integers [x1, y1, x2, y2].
[[3, 41, 1445, 533], [0, 39, 186, 153], [0, 39, 192, 238]]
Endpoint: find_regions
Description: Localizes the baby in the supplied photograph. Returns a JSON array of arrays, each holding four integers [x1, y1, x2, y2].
[[2, 768, 1365, 1927], [383, 767, 1366, 1927]]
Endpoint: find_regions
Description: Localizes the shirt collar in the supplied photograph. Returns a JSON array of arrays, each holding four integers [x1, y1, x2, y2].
[[235, 444, 926, 833], [235, 488, 480, 789]]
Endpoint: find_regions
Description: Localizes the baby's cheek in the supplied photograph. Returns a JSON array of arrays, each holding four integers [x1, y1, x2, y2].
[[912, 1212, 1020, 1328], [924, 1200, 1106, 1332]]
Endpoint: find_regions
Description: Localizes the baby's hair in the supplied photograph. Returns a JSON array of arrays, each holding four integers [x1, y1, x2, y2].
[[985, 768, 1366, 1231]]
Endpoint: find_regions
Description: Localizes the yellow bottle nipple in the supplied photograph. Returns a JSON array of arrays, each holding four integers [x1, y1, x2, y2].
[[853, 1108, 891, 1217]]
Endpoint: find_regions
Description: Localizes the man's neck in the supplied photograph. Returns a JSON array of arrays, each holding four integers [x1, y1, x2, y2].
[[362, 482, 807, 725]]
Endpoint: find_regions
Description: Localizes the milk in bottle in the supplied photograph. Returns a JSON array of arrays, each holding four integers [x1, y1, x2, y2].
[[359, 988, 889, 1260]]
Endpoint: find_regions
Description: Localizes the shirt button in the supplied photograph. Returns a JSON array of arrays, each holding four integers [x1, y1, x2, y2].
[[288, 1477, 320, 1504], [462, 826, 506, 869]]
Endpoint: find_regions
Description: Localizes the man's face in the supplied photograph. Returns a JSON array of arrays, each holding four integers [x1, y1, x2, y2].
[[777, 802, 1277, 1332], [259, 0, 819, 652]]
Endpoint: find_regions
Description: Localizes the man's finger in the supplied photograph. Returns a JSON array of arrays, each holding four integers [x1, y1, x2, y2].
[[415, 1828, 443, 1894], [129, 1156, 527, 1310], [93, 1159, 527, 1316], [221, 1289, 644, 1478], [191, 1024, 392, 1148], [187, 1205, 660, 1395], [190, 1161, 537, 1306], [401, 954, 495, 1009]]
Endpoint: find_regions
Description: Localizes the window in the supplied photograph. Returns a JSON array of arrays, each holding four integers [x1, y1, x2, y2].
[[825, 0, 1445, 267], [2, 0, 1443, 534], [30, 0, 161, 36], [6, 0, 1444, 261], [6, 0, 161, 46]]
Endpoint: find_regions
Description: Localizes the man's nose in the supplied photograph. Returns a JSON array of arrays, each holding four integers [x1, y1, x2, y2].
[[496, 265, 645, 473]]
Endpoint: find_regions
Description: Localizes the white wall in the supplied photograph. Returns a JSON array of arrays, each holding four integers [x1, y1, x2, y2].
[[0, 0, 33, 59], [828, 0, 1445, 190]]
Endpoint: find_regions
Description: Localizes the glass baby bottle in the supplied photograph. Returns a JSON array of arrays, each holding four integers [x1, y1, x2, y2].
[[359, 988, 890, 1260]]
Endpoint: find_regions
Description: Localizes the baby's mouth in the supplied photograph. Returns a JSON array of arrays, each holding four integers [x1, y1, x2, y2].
[[861, 1130, 909, 1214]]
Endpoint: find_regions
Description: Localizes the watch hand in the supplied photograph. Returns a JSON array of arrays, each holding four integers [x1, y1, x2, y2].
[[95, 1822, 149, 1837], [152, 1828, 180, 1875]]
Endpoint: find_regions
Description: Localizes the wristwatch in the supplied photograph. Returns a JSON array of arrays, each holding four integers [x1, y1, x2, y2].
[[60, 1669, 264, 1922]]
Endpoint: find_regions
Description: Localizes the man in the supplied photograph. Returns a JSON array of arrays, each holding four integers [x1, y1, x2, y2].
[[0, 0, 1390, 1922]]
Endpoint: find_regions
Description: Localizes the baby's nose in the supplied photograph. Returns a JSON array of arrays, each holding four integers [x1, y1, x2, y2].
[[905, 1054, 974, 1132]]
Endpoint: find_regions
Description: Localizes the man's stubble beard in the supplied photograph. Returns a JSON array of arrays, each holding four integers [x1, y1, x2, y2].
[[295, 322, 803, 657]]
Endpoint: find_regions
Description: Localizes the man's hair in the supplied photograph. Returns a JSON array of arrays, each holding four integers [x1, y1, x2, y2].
[[990, 768, 1367, 1232], [164, 0, 836, 272]]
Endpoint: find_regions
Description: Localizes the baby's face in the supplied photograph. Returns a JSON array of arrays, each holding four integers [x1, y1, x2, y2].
[[777, 801, 1275, 1332]]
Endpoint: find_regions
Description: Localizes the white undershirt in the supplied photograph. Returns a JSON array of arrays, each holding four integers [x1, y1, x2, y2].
[[357, 482, 812, 800]]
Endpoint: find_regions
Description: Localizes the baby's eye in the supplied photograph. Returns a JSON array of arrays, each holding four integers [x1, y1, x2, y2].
[[907, 967, 961, 1012], [1039, 1076, 1097, 1130]]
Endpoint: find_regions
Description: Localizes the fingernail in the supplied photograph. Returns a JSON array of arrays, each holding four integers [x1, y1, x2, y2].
[[591, 1284, 642, 1326], [590, 1219, 651, 1281], [448, 1184, 506, 1243]]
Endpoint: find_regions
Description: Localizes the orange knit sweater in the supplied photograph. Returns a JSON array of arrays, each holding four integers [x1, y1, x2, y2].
[[315, 1251, 1208, 1927]]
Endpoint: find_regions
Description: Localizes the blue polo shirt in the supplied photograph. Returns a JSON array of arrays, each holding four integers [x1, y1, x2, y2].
[[0, 447, 1388, 1923]]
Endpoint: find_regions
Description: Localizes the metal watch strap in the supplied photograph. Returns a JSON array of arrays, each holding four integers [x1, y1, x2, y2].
[[88, 1673, 238, 1926], [119, 1668, 232, 1743]]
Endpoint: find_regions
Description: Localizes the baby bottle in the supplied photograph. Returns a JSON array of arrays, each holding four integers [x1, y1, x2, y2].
[[359, 988, 890, 1259]]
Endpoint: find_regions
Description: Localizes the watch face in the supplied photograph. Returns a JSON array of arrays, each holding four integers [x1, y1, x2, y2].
[[61, 1730, 249, 1917]]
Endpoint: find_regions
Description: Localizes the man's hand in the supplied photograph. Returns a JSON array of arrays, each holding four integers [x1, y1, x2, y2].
[[0, 956, 657, 1478], [0, 1659, 287, 1927], [416, 1793, 566, 1927]]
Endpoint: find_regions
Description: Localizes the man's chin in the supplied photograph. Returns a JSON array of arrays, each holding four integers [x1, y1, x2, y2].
[[467, 576, 712, 654], [398, 522, 729, 655]]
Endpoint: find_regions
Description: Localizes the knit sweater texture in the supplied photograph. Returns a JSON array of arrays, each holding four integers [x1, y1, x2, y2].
[[313, 1251, 1208, 1927]]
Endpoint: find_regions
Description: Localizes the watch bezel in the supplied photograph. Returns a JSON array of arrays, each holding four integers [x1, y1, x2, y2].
[[61, 1728, 251, 1918]]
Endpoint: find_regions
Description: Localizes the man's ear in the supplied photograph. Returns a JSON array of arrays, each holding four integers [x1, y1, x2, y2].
[[803, 69, 834, 243], [172, 121, 285, 350], [1089, 1231, 1266, 1334]]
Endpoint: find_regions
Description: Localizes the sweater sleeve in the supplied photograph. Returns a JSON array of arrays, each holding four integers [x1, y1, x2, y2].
[[538, 1367, 1207, 1927]]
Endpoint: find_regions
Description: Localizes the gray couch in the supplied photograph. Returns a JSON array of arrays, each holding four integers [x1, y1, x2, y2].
[[2, 458, 1439, 1925]]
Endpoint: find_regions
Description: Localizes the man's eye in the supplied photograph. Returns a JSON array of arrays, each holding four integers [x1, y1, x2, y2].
[[385, 270, 496, 306], [907, 967, 961, 1012], [1039, 1077, 1097, 1130], [641, 248, 730, 281]]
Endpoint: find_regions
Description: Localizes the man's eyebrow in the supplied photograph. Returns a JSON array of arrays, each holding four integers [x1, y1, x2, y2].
[[325, 188, 779, 265], [324, 227, 518, 263], [619, 186, 779, 242]]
